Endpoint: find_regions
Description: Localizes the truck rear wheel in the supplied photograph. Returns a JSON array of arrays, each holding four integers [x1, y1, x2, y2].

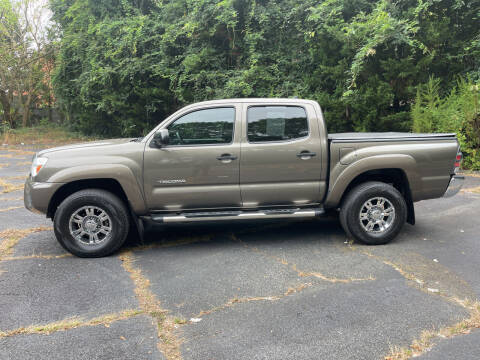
[[339, 182, 406, 245], [53, 189, 130, 257]]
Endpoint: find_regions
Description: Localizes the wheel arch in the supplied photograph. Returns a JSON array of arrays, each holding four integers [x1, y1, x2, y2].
[[48, 178, 129, 219], [331, 168, 415, 225], [45, 164, 147, 218]]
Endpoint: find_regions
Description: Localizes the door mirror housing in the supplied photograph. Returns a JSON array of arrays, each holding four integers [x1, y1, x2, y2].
[[151, 129, 169, 148]]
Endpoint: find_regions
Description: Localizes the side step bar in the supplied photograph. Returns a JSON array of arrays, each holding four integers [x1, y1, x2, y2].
[[151, 208, 325, 223]]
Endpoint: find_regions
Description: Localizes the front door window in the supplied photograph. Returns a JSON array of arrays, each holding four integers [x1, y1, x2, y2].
[[168, 107, 235, 146]]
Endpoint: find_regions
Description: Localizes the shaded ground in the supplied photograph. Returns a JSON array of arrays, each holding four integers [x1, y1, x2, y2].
[[1, 145, 479, 359]]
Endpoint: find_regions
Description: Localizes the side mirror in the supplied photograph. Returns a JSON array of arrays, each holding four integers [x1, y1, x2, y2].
[[151, 129, 169, 148]]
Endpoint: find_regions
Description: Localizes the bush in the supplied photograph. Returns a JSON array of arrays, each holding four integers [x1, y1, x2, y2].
[[412, 77, 480, 170]]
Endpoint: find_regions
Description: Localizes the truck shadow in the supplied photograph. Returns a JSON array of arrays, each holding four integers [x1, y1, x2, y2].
[[124, 209, 426, 252], [125, 216, 348, 250]]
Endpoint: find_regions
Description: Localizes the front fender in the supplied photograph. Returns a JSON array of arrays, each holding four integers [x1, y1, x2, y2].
[[46, 164, 147, 214], [324, 154, 420, 208]]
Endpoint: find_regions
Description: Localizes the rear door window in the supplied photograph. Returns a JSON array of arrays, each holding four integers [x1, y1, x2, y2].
[[247, 106, 308, 142]]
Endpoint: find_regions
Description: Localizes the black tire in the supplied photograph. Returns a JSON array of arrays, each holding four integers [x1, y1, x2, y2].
[[53, 189, 130, 257], [339, 181, 406, 245]]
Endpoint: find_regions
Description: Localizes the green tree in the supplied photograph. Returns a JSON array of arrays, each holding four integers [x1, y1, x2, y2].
[[50, 0, 480, 137], [0, 0, 53, 128]]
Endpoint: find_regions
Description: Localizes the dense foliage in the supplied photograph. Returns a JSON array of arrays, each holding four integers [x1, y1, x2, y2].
[[50, 0, 480, 143], [0, 0, 54, 129], [413, 77, 480, 169]]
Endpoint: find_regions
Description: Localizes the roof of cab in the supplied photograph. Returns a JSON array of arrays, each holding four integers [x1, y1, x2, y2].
[[181, 98, 318, 108]]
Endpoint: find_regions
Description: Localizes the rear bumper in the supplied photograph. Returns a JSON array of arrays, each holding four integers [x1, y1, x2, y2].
[[24, 176, 65, 215], [443, 175, 465, 198]]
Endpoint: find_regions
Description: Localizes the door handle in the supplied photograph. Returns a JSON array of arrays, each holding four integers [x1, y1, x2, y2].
[[216, 154, 238, 161], [297, 151, 316, 159]]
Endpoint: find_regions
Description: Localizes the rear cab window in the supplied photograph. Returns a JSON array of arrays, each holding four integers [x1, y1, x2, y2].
[[247, 106, 309, 142]]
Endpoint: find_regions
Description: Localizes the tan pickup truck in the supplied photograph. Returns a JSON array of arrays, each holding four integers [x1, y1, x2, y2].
[[25, 98, 464, 257]]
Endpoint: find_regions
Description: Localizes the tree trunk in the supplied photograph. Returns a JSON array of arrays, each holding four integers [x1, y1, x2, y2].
[[48, 90, 53, 124], [22, 92, 33, 127], [0, 89, 13, 127]]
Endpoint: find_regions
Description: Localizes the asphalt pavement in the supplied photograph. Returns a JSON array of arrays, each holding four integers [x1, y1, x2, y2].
[[0, 146, 479, 360]]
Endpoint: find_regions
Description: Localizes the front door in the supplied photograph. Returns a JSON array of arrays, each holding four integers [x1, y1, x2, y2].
[[144, 106, 241, 211], [240, 103, 323, 207]]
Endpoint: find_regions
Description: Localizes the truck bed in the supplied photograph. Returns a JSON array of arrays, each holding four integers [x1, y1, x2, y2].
[[328, 132, 456, 142]]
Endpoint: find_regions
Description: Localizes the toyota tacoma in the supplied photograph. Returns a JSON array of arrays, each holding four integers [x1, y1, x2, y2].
[[24, 99, 464, 257]]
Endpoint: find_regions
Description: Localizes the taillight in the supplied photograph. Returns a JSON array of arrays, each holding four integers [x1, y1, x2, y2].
[[454, 152, 462, 172]]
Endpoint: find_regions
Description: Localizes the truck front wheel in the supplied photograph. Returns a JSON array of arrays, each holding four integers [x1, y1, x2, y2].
[[53, 189, 130, 257], [339, 182, 407, 245]]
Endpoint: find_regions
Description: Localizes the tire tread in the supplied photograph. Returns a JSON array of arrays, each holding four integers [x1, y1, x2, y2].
[[340, 181, 407, 245], [53, 189, 130, 257]]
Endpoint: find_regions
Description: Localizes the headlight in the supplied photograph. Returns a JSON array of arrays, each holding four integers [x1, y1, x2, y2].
[[31, 156, 48, 177]]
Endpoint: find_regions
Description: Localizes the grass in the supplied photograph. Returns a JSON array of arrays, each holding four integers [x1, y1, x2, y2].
[[2, 253, 72, 261], [1, 124, 94, 147], [0, 149, 35, 157], [347, 247, 480, 360], [461, 186, 480, 194], [0, 206, 23, 213], [0, 196, 23, 202], [119, 251, 182, 360], [0, 226, 52, 261], [4, 176, 27, 180], [0, 309, 142, 338], [173, 317, 187, 325], [294, 264, 376, 283], [196, 282, 312, 318], [385, 300, 480, 359], [0, 178, 24, 193]]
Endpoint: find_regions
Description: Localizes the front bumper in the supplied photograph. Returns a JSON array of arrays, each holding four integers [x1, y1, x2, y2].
[[443, 175, 465, 198], [24, 176, 65, 215]]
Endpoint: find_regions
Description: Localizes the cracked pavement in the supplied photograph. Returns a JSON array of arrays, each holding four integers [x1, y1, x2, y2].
[[1, 146, 480, 359]]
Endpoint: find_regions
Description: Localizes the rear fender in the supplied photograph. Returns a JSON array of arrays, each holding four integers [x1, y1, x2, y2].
[[324, 154, 420, 208]]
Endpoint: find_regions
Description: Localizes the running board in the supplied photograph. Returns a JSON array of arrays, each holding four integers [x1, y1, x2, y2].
[[151, 208, 325, 223]]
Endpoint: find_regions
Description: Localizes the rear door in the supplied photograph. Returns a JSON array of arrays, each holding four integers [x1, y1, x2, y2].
[[143, 105, 241, 211], [240, 102, 323, 207]]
